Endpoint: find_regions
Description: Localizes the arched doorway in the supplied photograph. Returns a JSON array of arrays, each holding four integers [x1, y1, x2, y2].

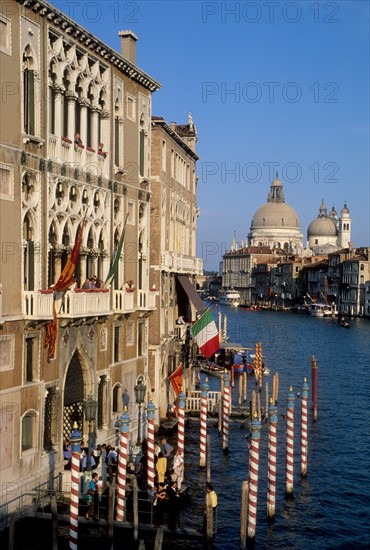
[[63, 352, 84, 441]]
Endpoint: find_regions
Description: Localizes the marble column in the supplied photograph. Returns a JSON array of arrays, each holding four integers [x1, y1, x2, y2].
[[79, 98, 89, 147]]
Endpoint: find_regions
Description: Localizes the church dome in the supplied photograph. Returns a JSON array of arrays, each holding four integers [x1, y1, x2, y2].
[[307, 216, 338, 237], [251, 202, 300, 229]]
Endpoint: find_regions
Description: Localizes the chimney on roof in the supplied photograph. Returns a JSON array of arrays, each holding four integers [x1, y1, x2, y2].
[[170, 122, 177, 130], [118, 30, 138, 64]]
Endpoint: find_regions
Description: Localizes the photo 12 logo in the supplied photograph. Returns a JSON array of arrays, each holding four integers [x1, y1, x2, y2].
[[202, 81, 339, 104], [201, 2, 340, 24], [201, 161, 339, 185]]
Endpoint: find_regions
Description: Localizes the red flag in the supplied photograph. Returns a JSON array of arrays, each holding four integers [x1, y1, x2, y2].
[[44, 300, 57, 360], [53, 223, 85, 291], [169, 363, 182, 397]]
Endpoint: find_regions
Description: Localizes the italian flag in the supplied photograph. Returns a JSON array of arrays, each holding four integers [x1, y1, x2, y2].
[[191, 309, 220, 359]]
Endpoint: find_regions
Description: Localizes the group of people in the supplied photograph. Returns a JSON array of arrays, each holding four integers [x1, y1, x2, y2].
[[63, 436, 217, 530], [82, 275, 104, 289]]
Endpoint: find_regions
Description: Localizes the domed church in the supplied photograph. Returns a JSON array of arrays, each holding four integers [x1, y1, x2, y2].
[[247, 173, 303, 254], [307, 199, 351, 254]]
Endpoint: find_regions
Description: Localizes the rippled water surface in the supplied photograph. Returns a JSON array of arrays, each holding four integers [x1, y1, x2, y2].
[[180, 308, 370, 549]]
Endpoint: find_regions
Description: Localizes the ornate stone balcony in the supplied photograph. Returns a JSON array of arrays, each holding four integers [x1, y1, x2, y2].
[[24, 289, 111, 319], [160, 253, 203, 275]]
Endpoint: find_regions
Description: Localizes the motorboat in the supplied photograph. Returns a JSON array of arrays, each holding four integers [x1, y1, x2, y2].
[[309, 303, 337, 317], [219, 290, 241, 307]]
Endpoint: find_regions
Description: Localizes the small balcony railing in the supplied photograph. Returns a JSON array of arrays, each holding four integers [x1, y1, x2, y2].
[[137, 290, 157, 311], [112, 289, 135, 313]]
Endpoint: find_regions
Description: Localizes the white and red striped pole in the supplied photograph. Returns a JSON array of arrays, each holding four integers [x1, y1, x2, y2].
[[116, 407, 130, 522], [267, 399, 278, 520], [223, 372, 230, 453], [301, 378, 309, 477], [146, 400, 156, 492], [247, 413, 262, 541], [69, 422, 81, 550], [286, 386, 295, 497], [177, 389, 186, 457], [200, 378, 209, 468]]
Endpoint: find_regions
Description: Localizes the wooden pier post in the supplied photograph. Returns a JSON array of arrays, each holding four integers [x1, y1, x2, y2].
[[133, 476, 139, 542], [265, 382, 269, 421], [51, 495, 58, 550], [206, 491, 214, 545], [69, 422, 81, 550], [311, 356, 318, 421], [154, 526, 164, 550], [238, 374, 243, 405], [108, 474, 116, 543], [200, 378, 209, 468], [7, 516, 15, 550], [243, 372, 247, 402], [223, 372, 230, 453], [301, 377, 309, 477], [247, 414, 262, 541], [240, 480, 249, 549], [267, 399, 278, 520], [285, 387, 295, 498], [116, 408, 130, 522], [207, 434, 211, 483]]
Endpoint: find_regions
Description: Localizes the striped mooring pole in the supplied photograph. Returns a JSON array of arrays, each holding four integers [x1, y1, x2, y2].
[[258, 342, 263, 389], [200, 378, 209, 467], [146, 400, 156, 492], [311, 355, 318, 421], [223, 371, 230, 453], [285, 386, 295, 497], [267, 399, 278, 520], [116, 407, 130, 521], [178, 389, 186, 470], [69, 422, 81, 550], [301, 377, 309, 477], [247, 413, 262, 540]]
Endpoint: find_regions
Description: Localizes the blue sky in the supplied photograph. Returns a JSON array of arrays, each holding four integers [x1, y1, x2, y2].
[[51, 0, 369, 270]]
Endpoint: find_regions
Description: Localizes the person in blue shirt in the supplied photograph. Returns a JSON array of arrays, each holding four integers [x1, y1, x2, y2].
[[85, 472, 98, 519]]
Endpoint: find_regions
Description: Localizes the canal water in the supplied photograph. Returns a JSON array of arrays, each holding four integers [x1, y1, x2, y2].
[[179, 307, 370, 549]]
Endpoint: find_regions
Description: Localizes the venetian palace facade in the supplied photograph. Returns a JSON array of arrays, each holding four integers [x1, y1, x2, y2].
[[0, 0, 202, 504]]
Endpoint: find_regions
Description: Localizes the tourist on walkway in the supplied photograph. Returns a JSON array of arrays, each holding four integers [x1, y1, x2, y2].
[[173, 448, 184, 490], [85, 472, 98, 520], [156, 452, 167, 484], [166, 479, 180, 530], [154, 482, 167, 526], [160, 436, 173, 458]]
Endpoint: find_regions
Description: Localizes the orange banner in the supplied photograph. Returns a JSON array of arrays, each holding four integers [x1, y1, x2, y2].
[[169, 363, 182, 397]]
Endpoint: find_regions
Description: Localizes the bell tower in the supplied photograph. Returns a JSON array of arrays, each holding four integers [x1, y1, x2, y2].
[[338, 202, 351, 248]]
